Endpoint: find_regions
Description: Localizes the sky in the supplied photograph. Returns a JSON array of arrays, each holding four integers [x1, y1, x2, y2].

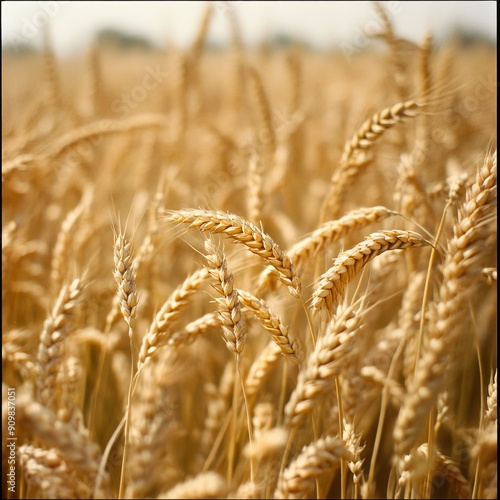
[[1, 1, 496, 57]]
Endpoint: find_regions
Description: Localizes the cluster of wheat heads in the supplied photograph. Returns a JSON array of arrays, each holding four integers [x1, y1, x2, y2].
[[2, 3, 497, 499]]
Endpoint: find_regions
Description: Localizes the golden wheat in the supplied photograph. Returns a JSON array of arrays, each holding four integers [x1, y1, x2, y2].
[[2, 5, 496, 499]]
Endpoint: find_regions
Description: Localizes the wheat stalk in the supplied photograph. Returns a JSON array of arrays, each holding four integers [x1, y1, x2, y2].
[[50, 190, 92, 294]]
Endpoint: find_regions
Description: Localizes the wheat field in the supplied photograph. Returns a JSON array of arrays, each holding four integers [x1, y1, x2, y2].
[[2, 3, 497, 499]]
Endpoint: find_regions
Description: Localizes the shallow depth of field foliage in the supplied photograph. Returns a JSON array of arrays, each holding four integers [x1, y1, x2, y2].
[[2, 3, 497, 499]]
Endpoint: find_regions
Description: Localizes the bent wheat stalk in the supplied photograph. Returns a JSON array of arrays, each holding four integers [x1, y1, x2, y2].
[[258, 206, 397, 291], [321, 100, 420, 221], [311, 230, 430, 316], [165, 208, 302, 297]]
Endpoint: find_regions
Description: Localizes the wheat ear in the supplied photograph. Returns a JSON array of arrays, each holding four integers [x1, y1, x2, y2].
[[166, 208, 302, 297], [247, 65, 276, 155], [394, 151, 497, 457], [17, 391, 101, 473], [19, 445, 90, 499], [113, 233, 138, 330], [41, 24, 61, 127], [204, 237, 246, 358], [342, 420, 365, 497], [245, 341, 283, 398], [274, 436, 351, 499], [138, 267, 210, 367], [435, 450, 472, 499], [158, 471, 227, 499], [322, 100, 420, 220], [237, 288, 301, 363], [167, 312, 220, 349], [81, 40, 101, 118], [484, 369, 497, 428], [45, 114, 168, 160], [284, 301, 364, 428], [50, 190, 92, 294], [113, 230, 140, 499], [247, 153, 264, 224], [36, 278, 84, 409], [259, 206, 396, 291], [311, 230, 430, 316], [190, 2, 212, 63], [371, 1, 413, 102]]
